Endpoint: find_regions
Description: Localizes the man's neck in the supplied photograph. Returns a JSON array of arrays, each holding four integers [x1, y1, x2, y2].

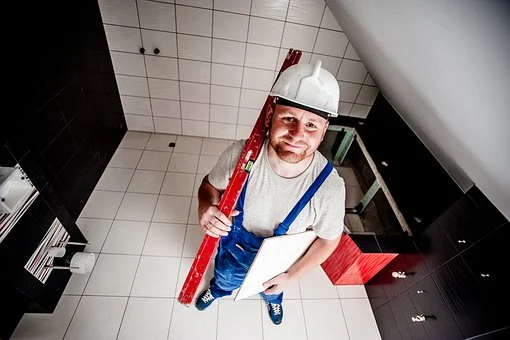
[[266, 143, 314, 178]]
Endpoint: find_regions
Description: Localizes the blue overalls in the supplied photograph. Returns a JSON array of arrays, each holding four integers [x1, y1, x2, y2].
[[209, 162, 333, 304]]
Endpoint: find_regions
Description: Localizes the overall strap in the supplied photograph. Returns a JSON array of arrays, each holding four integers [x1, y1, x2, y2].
[[273, 162, 334, 236], [233, 179, 249, 224]]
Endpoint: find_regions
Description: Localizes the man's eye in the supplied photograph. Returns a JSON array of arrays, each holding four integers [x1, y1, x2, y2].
[[307, 123, 318, 129], [283, 117, 295, 122]]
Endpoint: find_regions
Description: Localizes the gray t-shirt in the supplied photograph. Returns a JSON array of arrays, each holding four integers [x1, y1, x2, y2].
[[208, 139, 346, 240]]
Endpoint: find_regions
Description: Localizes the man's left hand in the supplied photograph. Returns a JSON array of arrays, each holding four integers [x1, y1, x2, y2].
[[262, 272, 292, 295]]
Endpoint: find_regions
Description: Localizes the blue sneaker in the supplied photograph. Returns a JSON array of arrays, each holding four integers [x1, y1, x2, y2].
[[196, 288, 216, 311], [266, 302, 283, 325]]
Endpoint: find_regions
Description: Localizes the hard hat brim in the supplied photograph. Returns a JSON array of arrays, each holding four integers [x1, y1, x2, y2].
[[274, 97, 337, 120]]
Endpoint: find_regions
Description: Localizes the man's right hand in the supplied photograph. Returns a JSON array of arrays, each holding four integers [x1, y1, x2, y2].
[[197, 175, 239, 238], [198, 204, 238, 238]]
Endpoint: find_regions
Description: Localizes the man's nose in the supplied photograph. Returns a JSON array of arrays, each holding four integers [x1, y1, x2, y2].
[[289, 122, 305, 138]]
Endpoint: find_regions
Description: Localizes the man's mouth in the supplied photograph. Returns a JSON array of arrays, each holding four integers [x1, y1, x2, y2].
[[282, 139, 306, 149]]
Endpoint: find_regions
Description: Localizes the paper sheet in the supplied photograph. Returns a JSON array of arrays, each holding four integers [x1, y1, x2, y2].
[[234, 230, 317, 301]]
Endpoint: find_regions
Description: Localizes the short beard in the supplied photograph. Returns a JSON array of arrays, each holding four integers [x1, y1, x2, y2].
[[271, 138, 309, 164]]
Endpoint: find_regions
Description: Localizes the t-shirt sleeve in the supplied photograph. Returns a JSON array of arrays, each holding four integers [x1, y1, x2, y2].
[[208, 139, 246, 190], [312, 171, 346, 240]]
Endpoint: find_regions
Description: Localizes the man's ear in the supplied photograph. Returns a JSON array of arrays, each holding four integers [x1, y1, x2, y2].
[[265, 104, 274, 128], [320, 121, 329, 141]]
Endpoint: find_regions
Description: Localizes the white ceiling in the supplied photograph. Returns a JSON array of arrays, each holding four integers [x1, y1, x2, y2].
[[326, 0, 510, 220]]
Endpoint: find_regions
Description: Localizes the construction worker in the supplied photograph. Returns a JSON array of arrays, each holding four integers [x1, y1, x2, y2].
[[195, 60, 346, 325]]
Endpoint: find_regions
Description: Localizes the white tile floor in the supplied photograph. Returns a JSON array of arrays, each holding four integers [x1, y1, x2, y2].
[[12, 131, 381, 340]]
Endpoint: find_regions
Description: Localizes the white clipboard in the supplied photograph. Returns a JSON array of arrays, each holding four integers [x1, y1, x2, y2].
[[234, 230, 317, 301]]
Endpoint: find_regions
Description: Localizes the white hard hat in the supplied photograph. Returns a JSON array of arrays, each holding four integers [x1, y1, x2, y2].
[[270, 60, 339, 119]]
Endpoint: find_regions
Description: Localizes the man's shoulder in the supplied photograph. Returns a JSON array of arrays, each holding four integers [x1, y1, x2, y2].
[[311, 151, 326, 167], [311, 153, 345, 193], [324, 167, 345, 190], [221, 139, 246, 157], [312, 152, 340, 178]]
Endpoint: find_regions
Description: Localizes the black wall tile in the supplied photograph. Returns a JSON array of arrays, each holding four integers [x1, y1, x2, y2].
[[104, 92, 124, 114], [0, 281, 31, 339], [17, 151, 50, 191], [69, 113, 94, 149], [43, 128, 78, 176], [29, 101, 67, 151], [4, 136, 30, 163], [42, 45, 79, 95], [27, 72, 54, 117], [56, 81, 90, 124], [0, 146, 17, 167], [57, 129, 125, 219], [80, 72, 103, 94], [103, 76, 122, 97]]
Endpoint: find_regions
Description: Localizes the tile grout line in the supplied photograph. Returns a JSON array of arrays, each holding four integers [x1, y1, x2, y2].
[[135, 0, 156, 134], [174, 1, 184, 137], [234, 5, 251, 137], [208, 6, 214, 139]]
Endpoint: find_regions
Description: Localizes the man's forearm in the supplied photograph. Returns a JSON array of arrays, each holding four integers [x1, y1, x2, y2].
[[286, 235, 341, 281], [198, 175, 221, 208]]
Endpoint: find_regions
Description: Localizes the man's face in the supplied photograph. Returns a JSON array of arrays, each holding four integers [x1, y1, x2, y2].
[[266, 104, 329, 164]]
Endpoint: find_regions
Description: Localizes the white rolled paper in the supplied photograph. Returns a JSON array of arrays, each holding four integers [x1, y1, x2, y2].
[[70, 252, 96, 274], [47, 246, 66, 258]]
